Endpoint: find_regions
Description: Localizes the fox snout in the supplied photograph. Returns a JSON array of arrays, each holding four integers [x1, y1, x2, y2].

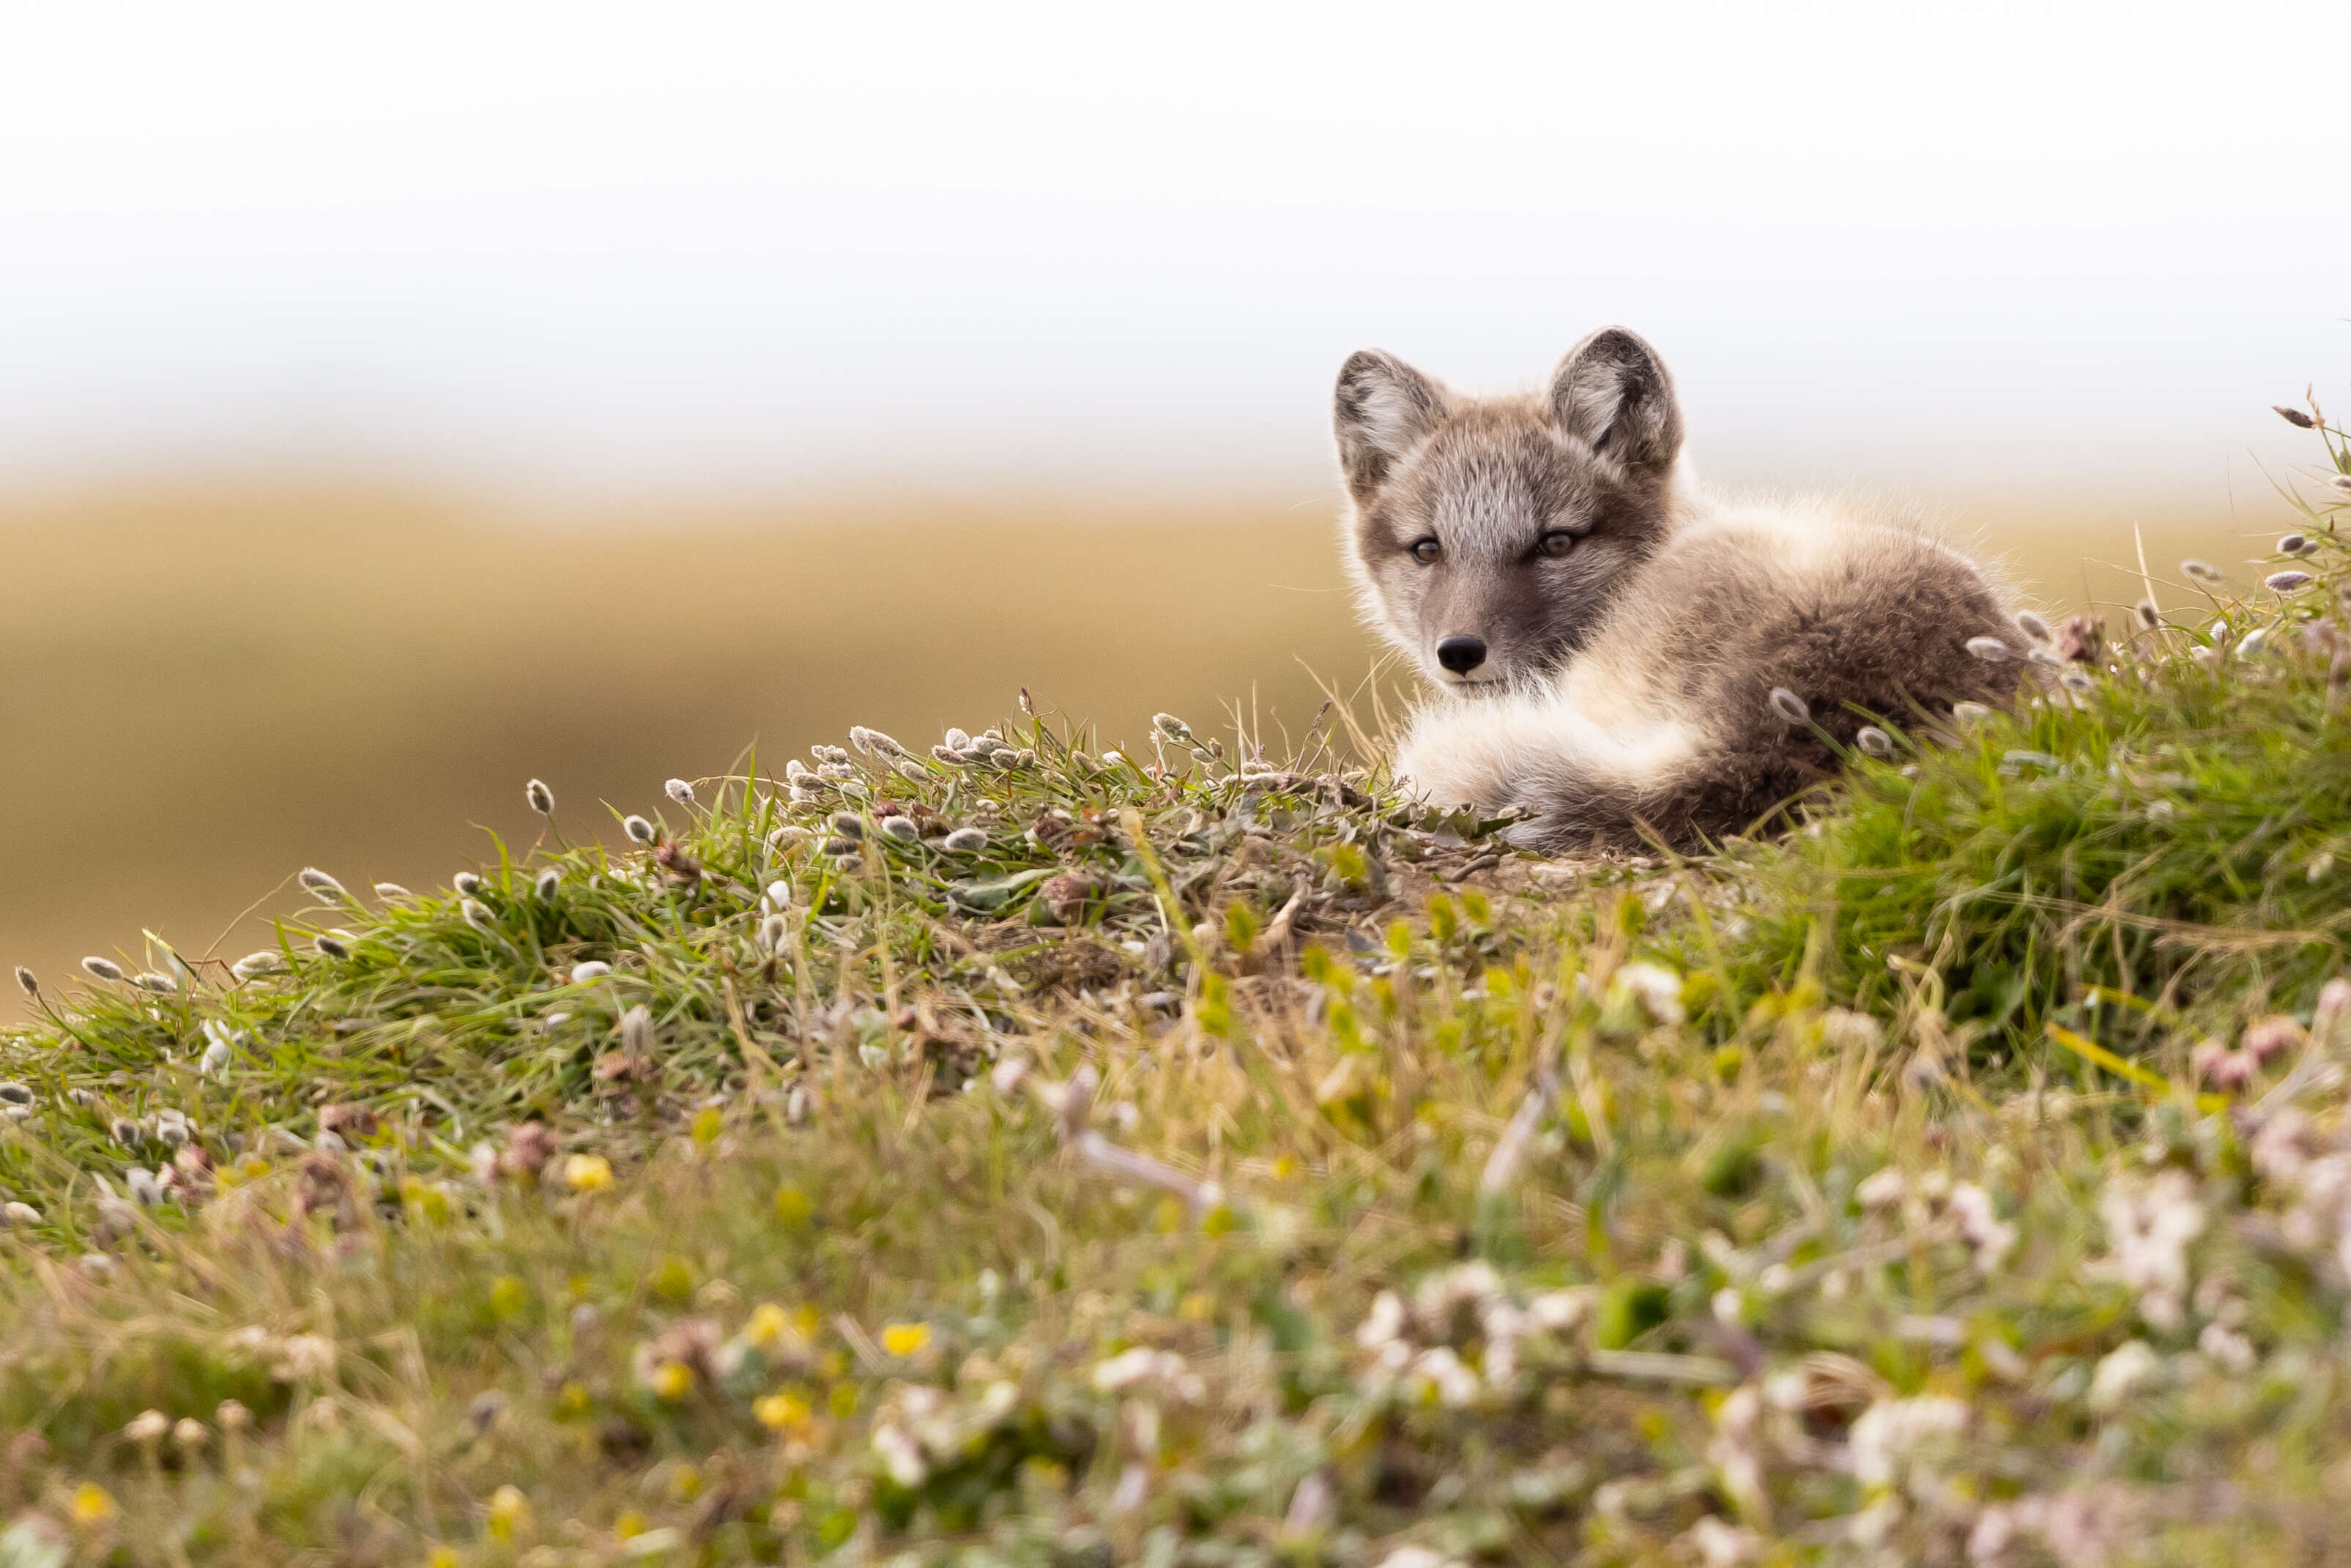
[[1435, 636, 1488, 675]]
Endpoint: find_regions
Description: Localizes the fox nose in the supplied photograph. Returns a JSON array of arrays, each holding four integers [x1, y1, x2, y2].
[[1436, 636, 1488, 675]]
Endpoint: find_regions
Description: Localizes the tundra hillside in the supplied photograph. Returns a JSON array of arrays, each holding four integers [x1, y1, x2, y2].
[[0, 417, 2348, 1566]]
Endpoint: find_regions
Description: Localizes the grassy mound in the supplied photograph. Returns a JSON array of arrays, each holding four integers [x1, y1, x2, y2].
[[3, 429, 2351, 1565]]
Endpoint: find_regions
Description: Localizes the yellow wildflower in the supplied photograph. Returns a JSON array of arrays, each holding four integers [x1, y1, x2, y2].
[[881, 1322, 931, 1357], [648, 1360, 694, 1402], [744, 1302, 792, 1348], [69, 1482, 116, 1526], [486, 1485, 530, 1542], [754, 1391, 812, 1431], [562, 1153, 612, 1193]]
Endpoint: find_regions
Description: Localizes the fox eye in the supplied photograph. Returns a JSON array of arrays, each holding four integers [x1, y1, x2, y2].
[[1409, 537, 1441, 565], [1537, 530, 1576, 559]]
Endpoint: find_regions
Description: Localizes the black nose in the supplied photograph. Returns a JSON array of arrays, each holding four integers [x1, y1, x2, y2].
[[1436, 636, 1487, 675]]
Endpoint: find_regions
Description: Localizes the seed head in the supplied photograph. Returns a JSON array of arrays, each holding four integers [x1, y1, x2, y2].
[[1767, 687, 1810, 724], [850, 726, 909, 759], [453, 871, 483, 896], [172, 1418, 209, 1452], [535, 869, 561, 900], [830, 812, 865, 839], [126, 1167, 163, 1206], [2330, 473, 2351, 497], [155, 1116, 188, 1148], [943, 827, 988, 852], [2276, 404, 2317, 429], [664, 779, 697, 805], [943, 727, 972, 751], [1951, 701, 1991, 725], [111, 1118, 141, 1146], [231, 951, 281, 981], [2134, 600, 2161, 628], [200, 1037, 230, 1074], [2, 1201, 39, 1226], [2012, 609, 2049, 643], [0, 1082, 30, 1106], [313, 934, 350, 959], [132, 971, 177, 993], [823, 838, 861, 858], [125, 1409, 171, 1445], [762, 880, 792, 910], [569, 960, 612, 983], [81, 957, 125, 983], [2180, 560, 2224, 584], [1965, 636, 2011, 662], [527, 778, 555, 815], [12, 967, 34, 998], [374, 883, 412, 901], [2279, 534, 2311, 556], [619, 1004, 653, 1055], [813, 744, 852, 766], [877, 814, 919, 842], [461, 899, 493, 932], [759, 913, 790, 955], [623, 815, 657, 845], [2060, 669, 2096, 692], [1855, 726, 1893, 758], [2267, 570, 2314, 593], [299, 869, 347, 901]]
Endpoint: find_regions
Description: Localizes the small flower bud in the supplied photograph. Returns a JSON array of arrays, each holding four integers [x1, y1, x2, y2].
[[453, 871, 483, 896], [2276, 404, 2317, 428], [2180, 560, 2224, 584], [1965, 636, 2011, 662], [877, 815, 919, 842], [1767, 687, 1810, 724], [664, 779, 697, 805], [943, 828, 988, 852], [2266, 570, 2314, 593], [81, 957, 125, 982], [568, 961, 611, 983], [535, 869, 560, 900], [313, 934, 350, 959], [527, 778, 555, 815], [1854, 725, 1893, 757], [374, 883, 412, 900], [623, 815, 657, 845], [298, 868, 346, 899], [13, 967, 34, 997]]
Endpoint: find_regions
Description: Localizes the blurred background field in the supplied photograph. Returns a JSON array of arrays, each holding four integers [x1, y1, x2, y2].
[[1, 0, 2345, 1012], [0, 480, 2272, 1015]]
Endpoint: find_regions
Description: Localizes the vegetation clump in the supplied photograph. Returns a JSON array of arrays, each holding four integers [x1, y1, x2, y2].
[[1, 423, 2349, 1564]]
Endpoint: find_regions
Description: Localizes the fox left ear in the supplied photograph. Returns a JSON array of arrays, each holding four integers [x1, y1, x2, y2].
[[1548, 327, 1682, 474]]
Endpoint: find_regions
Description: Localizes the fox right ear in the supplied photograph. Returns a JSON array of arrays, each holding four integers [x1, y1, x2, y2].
[[1334, 349, 1447, 499]]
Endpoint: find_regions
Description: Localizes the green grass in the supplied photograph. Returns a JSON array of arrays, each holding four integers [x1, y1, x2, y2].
[[2, 428, 2350, 1565]]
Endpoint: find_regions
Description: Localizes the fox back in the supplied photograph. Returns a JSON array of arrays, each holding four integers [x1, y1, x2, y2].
[[1333, 328, 2020, 849]]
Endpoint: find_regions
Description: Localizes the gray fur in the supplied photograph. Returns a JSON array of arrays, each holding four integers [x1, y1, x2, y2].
[[1334, 330, 2018, 850]]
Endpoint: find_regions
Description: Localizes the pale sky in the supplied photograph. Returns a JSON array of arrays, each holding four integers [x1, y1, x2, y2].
[[0, 0, 2341, 507]]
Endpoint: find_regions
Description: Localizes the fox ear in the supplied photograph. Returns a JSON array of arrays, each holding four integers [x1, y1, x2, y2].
[[1334, 349, 1448, 499], [1548, 327, 1682, 474]]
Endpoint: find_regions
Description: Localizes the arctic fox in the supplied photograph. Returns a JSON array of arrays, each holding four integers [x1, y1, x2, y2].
[[1334, 327, 2020, 851]]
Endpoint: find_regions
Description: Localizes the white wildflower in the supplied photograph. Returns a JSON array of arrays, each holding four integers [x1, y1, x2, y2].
[[2196, 1321, 2256, 1373], [1610, 962, 1685, 1025], [1947, 1182, 2016, 1272], [1848, 1394, 1967, 1489], [1356, 1290, 1408, 1350], [2098, 1169, 2204, 1331], [2087, 1340, 2161, 1412], [1408, 1345, 1481, 1408]]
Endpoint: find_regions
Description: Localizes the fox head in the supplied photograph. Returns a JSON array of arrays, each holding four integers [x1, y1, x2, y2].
[[1333, 327, 1685, 693]]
